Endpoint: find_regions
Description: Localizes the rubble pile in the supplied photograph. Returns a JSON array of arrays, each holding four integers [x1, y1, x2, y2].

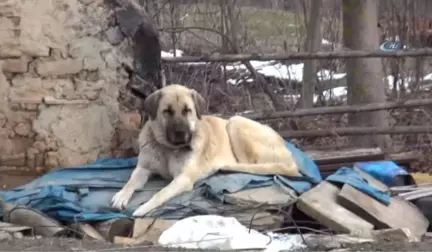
[[1, 146, 431, 251]]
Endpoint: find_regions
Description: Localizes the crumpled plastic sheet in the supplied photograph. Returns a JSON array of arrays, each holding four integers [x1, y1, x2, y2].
[[158, 215, 306, 251]]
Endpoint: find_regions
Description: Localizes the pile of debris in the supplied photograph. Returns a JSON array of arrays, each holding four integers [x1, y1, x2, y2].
[[0, 146, 431, 251]]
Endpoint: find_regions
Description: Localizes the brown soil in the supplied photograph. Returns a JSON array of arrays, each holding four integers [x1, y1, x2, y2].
[[0, 174, 38, 190]]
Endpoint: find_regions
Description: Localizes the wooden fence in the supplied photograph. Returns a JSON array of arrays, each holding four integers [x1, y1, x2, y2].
[[161, 49, 432, 139], [162, 49, 432, 63]]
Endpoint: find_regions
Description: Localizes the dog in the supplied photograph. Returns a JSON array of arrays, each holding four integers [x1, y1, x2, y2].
[[111, 84, 302, 217]]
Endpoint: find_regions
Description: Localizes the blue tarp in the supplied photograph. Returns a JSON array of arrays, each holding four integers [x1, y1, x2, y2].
[[0, 141, 392, 223], [355, 160, 410, 187], [326, 167, 391, 205], [0, 142, 322, 222]]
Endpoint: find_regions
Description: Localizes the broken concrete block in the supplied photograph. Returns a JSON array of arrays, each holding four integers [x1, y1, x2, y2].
[[372, 228, 420, 243], [338, 184, 429, 238], [296, 181, 374, 237]]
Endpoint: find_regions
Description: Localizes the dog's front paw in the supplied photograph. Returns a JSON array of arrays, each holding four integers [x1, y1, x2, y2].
[[132, 203, 153, 217], [111, 189, 133, 210]]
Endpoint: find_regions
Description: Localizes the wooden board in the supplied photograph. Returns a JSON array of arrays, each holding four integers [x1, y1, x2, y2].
[[306, 147, 384, 165], [338, 184, 429, 238], [296, 181, 374, 237], [133, 218, 176, 243]]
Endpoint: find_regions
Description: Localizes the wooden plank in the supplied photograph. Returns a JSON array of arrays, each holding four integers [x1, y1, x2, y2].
[[133, 218, 176, 244], [69, 223, 106, 241], [387, 151, 419, 163], [338, 184, 429, 238], [296, 181, 374, 237], [306, 147, 384, 165], [399, 187, 432, 201], [113, 236, 138, 245]]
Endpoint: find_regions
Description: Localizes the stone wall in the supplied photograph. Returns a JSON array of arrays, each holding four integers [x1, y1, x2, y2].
[[0, 0, 144, 174]]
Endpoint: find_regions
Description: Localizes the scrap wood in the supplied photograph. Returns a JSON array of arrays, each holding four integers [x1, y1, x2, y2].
[[399, 187, 432, 201], [306, 147, 384, 165], [133, 218, 176, 244], [338, 184, 429, 239], [93, 218, 134, 242], [113, 236, 138, 245], [69, 223, 106, 241], [296, 181, 374, 237], [390, 185, 420, 194], [387, 151, 420, 164], [411, 172, 432, 185]]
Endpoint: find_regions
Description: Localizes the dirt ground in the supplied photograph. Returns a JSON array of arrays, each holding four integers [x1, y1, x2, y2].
[[0, 238, 432, 252], [0, 174, 38, 190]]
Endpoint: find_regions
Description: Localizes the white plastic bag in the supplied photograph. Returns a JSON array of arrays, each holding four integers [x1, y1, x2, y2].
[[158, 215, 305, 251]]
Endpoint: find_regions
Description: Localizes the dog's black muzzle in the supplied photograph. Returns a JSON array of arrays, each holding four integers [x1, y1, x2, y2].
[[166, 121, 192, 146]]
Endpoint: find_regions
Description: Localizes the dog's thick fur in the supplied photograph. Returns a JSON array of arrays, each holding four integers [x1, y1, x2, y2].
[[111, 84, 302, 217]]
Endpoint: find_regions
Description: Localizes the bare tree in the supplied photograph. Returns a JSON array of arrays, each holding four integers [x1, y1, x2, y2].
[[343, 0, 391, 148], [300, 0, 323, 108]]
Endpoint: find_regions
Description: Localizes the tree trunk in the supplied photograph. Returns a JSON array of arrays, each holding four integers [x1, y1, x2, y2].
[[301, 0, 323, 108], [343, 0, 391, 148]]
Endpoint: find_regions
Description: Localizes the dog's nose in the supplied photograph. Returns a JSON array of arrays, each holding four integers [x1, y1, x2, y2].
[[174, 130, 186, 141], [168, 129, 191, 145]]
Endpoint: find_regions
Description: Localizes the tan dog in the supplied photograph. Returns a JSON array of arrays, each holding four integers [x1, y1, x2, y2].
[[111, 84, 302, 217]]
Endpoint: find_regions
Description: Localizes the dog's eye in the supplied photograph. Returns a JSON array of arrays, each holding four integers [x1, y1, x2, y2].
[[163, 108, 174, 116], [182, 107, 191, 116]]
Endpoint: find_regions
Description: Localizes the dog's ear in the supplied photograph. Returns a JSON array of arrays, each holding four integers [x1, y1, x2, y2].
[[143, 90, 162, 120], [190, 89, 206, 119]]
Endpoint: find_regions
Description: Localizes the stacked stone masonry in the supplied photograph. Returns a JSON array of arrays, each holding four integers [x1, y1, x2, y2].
[[0, 0, 142, 174]]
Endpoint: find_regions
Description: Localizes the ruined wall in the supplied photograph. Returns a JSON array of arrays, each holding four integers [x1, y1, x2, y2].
[[0, 0, 142, 174]]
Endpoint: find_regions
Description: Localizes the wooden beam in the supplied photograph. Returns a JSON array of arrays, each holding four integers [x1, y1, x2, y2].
[[162, 49, 432, 63], [235, 98, 432, 121], [280, 126, 432, 138]]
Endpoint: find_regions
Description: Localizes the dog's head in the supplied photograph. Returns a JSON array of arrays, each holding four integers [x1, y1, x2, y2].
[[143, 84, 206, 148]]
